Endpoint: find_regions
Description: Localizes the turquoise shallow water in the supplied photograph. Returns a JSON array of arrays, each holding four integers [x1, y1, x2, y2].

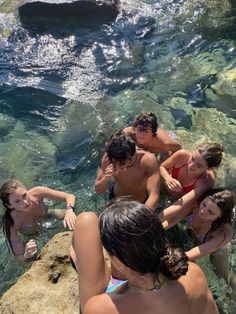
[[0, 0, 236, 312]]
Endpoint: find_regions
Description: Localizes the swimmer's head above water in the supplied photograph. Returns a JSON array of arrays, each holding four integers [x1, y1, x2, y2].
[[133, 112, 158, 136], [99, 199, 188, 280], [199, 189, 235, 241]]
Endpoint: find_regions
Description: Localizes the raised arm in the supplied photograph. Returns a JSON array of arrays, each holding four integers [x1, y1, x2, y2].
[[158, 190, 198, 228], [143, 154, 160, 209], [186, 227, 233, 261], [95, 154, 114, 194], [32, 186, 76, 230]]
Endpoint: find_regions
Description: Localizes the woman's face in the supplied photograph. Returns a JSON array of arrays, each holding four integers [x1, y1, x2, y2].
[[199, 197, 221, 222], [188, 150, 208, 173], [8, 186, 31, 211]]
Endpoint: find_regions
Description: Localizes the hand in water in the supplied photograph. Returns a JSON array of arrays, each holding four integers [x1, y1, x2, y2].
[[24, 239, 37, 260], [166, 177, 182, 192], [63, 209, 76, 230]]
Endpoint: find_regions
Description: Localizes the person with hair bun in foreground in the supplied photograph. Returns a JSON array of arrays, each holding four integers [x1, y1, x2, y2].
[[71, 200, 218, 314]]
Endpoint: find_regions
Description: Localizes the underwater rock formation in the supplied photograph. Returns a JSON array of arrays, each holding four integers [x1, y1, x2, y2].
[[18, 0, 120, 32]]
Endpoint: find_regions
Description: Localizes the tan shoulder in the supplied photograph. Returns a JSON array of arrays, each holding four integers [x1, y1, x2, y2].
[[123, 126, 134, 135], [140, 150, 159, 164], [157, 128, 172, 140], [28, 186, 46, 196], [185, 262, 209, 289], [198, 171, 215, 186], [212, 223, 233, 242], [84, 294, 118, 314]]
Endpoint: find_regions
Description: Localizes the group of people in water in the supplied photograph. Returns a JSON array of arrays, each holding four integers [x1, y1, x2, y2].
[[1, 111, 235, 313]]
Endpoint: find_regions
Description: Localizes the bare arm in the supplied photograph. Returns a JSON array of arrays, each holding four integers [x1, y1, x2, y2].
[[186, 227, 232, 261], [158, 190, 198, 229], [143, 154, 160, 209], [94, 155, 114, 194], [32, 186, 76, 230], [8, 227, 37, 263], [160, 150, 187, 192]]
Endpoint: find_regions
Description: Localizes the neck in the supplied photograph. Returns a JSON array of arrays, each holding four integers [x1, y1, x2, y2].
[[128, 273, 165, 292]]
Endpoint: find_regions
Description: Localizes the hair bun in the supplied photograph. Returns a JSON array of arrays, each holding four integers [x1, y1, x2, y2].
[[160, 247, 188, 280]]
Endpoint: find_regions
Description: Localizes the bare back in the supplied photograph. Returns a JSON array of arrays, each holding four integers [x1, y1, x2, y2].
[[84, 263, 218, 314]]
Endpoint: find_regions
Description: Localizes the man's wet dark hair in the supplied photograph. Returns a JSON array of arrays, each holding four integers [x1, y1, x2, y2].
[[99, 200, 188, 280], [105, 129, 136, 164], [133, 112, 158, 136]]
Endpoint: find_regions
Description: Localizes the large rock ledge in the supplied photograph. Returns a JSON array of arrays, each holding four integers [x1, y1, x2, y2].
[[0, 232, 79, 314]]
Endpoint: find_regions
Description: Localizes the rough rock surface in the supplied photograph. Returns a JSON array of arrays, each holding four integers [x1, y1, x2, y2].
[[18, 0, 120, 32], [0, 232, 79, 314]]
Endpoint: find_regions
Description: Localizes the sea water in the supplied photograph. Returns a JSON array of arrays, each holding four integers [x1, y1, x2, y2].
[[0, 0, 236, 312]]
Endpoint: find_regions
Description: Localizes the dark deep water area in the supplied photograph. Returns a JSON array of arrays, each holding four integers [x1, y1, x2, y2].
[[0, 0, 236, 312]]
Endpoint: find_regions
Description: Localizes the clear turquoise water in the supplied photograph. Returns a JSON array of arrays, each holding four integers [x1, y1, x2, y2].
[[0, 0, 236, 312]]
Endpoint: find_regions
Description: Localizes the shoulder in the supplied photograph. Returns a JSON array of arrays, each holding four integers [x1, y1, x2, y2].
[[211, 224, 233, 242], [140, 151, 159, 166], [197, 171, 215, 187], [28, 186, 46, 196], [161, 149, 190, 166], [84, 294, 117, 314], [157, 128, 173, 142], [183, 262, 209, 290], [123, 126, 134, 135]]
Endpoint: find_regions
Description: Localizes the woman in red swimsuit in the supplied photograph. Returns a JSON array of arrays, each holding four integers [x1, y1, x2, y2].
[[160, 143, 223, 200]]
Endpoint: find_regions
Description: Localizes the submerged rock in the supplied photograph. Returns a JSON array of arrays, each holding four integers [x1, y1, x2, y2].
[[211, 68, 236, 97], [0, 232, 78, 314], [18, 0, 120, 32]]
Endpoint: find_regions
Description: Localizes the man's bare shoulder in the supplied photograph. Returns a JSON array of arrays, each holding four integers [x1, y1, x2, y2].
[[84, 294, 118, 314], [123, 126, 134, 135], [139, 150, 158, 163], [157, 128, 173, 141]]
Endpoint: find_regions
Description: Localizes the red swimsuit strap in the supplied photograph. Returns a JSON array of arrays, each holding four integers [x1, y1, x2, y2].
[[171, 163, 203, 194]]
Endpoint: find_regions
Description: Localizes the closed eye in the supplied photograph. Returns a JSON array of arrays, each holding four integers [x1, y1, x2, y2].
[[208, 209, 215, 215]]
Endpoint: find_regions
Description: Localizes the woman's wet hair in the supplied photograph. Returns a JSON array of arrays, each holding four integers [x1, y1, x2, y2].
[[105, 129, 136, 163], [133, 112, 158, 136], [0, 180, 25, 254], [99, 200, 188, 280], [202, 188, 235, 242], [196, 143, 224, 168]]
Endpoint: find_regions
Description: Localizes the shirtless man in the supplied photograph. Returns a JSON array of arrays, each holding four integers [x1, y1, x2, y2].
[[124, 112, 181, 155], [95, 129, 160, 209]]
